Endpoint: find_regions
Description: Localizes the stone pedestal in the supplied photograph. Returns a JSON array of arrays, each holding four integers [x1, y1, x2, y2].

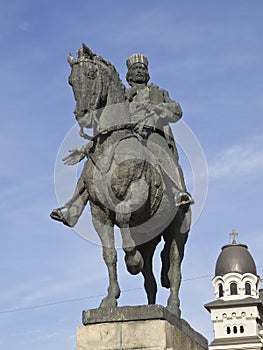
[[77, 305, 208, 350]]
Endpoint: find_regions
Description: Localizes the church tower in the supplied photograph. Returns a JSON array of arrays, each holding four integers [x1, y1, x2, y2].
[[205, 230, 263, 349]]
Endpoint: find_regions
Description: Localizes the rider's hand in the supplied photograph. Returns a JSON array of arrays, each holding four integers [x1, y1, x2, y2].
[[146, 104, 165, 116], [63, 148, 85, 165]]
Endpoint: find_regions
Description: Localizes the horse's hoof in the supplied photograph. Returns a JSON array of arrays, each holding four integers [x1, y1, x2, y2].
[[125, 251, 144, 275], [167, 301, 181, 318], [99, 295, 118, 309]]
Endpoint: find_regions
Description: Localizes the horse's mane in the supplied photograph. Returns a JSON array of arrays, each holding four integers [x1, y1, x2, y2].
[[93, 54, 126, 106]]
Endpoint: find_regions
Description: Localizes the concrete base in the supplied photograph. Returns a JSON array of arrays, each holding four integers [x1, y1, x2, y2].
[[77, 305, 208, 350]]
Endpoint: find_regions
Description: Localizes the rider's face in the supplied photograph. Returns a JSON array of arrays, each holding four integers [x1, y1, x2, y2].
[[129, 63, 148, 85]]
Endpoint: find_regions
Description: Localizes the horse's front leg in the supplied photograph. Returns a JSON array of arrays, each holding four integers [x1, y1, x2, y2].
[[115, 203, 143, 276], [91, 209, 120, 309], [119, 224, 144, 276]]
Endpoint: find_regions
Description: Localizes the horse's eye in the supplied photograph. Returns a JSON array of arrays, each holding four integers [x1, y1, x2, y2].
[[87, 70, 97, 79]]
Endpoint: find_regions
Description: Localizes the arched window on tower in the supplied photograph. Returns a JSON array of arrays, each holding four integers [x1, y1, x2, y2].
[[245, 282, 251, 295], [230, 282, 238, 295], [218, 283, 224, 297]]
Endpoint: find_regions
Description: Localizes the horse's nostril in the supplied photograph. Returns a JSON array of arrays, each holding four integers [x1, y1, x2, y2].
[[83, 109, 88, 114]]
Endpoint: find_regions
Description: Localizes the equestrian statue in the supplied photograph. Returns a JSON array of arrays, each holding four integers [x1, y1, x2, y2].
[[50, 43, 193, 317]]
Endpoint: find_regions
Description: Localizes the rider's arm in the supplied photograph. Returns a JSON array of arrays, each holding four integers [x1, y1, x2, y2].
[[158, 89, 183, 123]]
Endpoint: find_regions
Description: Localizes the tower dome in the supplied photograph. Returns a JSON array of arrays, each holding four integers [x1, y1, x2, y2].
[[215, 242, 257, 277], [205, 232, 263, 350]]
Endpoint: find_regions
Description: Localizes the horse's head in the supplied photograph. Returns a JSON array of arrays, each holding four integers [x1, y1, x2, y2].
[[68, 43, 125, 133], [68, 44, 104, 129]]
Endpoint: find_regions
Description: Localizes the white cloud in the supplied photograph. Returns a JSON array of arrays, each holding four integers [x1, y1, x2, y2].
[[209, 135, 263, 181]]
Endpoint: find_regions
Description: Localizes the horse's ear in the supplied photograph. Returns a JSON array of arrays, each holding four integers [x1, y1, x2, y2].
[[68, 53, 76, 66], [82, 43, 95, 58]]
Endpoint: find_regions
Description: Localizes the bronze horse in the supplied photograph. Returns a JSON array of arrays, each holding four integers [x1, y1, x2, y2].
[[62, 44, 192, 316]]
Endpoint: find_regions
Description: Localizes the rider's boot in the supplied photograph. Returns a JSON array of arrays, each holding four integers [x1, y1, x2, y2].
[[173, 188, 194, 207], [50, 205, 80, 227]]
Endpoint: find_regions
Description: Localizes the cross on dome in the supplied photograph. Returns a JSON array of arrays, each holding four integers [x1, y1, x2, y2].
[[230, 229, 238, 244]]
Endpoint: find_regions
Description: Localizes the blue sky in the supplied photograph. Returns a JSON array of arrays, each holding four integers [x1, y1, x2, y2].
[[1, 0, 263, 348]]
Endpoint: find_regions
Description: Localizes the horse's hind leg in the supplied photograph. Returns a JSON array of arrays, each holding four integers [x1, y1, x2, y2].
[[167, 238, 182, 317], [163, 212, 189, 317], [90, 205, 120, 309], [138, 236, 160, 304]]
